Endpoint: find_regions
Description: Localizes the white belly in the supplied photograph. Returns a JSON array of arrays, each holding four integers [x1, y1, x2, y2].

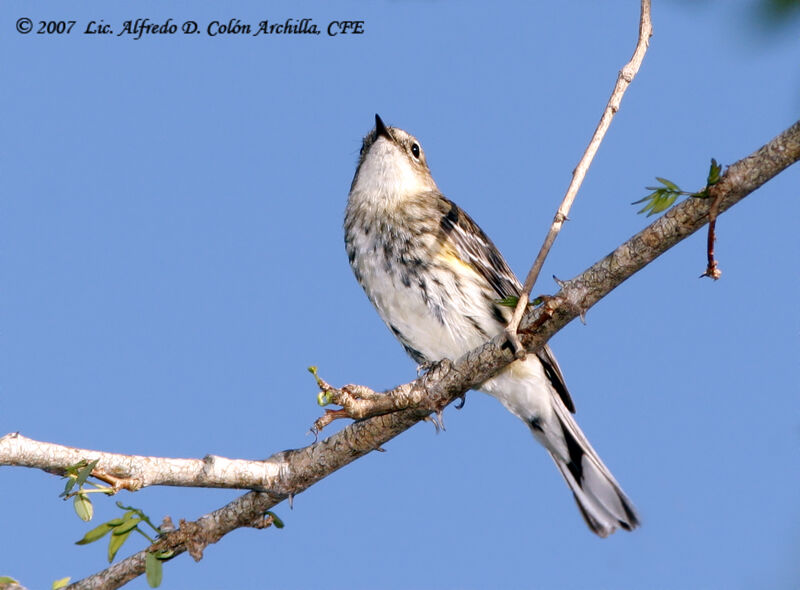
[[350, 235, 498, 362], [352, 237, 556, 424]]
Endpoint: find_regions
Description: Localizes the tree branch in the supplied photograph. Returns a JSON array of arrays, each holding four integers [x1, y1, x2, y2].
[[505, 0, 654, 355], [20, 117, 787, 588], [0, 433, 287, 492]]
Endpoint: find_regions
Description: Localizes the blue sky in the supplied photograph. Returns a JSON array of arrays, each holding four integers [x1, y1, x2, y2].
[[2, 1, 799, 589]]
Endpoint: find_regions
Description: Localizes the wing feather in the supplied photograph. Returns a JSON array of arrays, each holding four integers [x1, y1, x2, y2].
[[436, 195, 576, 413], [437, 197, 520, 299]]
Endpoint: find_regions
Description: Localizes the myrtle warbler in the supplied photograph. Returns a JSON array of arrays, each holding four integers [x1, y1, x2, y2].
[[344, 114, 639, 537]]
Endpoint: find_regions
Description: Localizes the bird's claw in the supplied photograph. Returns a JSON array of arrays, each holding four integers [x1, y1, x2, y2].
[[424, 409, 446, 433]]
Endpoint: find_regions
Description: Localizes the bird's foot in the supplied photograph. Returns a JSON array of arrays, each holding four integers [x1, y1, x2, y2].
[[416, 361, 436, 376]]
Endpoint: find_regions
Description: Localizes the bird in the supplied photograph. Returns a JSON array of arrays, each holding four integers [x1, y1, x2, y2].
[[344, 114, 639, 537]]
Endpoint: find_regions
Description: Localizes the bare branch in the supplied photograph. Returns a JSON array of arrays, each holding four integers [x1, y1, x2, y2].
[[17, 118, 800, 589], [0, 433, 287, 491], [505, 0, 653, 355]]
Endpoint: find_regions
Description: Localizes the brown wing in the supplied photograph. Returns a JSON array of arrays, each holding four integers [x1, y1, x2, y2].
[[437, 195, 576, 413], [437, 196, 520, 300]]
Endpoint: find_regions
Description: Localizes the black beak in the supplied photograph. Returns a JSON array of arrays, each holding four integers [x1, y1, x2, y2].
[[375, 114, 393, 141]]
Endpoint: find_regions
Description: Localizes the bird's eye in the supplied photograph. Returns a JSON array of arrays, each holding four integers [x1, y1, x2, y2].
[[411, 143, 420, 159]]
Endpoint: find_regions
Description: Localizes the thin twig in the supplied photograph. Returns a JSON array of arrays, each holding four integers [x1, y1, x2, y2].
[[505, 0, 653, 357], [701, 190, 724, 279]]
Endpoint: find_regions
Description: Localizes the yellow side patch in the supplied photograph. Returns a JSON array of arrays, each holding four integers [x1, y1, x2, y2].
[[436, 245, 480, 279]]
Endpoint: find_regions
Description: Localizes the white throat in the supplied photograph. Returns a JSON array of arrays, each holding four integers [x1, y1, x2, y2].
[[351, 138, 432, 208]]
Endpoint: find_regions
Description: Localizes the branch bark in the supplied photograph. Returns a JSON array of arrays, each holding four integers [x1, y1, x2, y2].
[[0, 118, 793, 589]]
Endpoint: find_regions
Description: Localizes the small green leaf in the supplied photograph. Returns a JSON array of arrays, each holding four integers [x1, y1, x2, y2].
[[308, 365, 326, 391], [632, 190, 659, 205], [112, 518, 142, 535], [496, 296, 519, 308], [107, 527, 134, 563], [635, 190, 678, 216], [76, 522, 114, 545], [74, 494, 93, 522], [634, 175, 688, 216], [693, 158, 724, 198], [106, 517, 126, 527], [655, 177, 680, 191], [317, 391, 332, 406], [265, 511, 284, 529], [112, 503, 162, 535], [116, 504, 144, 520], [155, 549, 174, 560], [0, 577, 20, 585], [707, 158, 721, 185], [653, 194, 677, 215], [75, 459, 99, 487], [65, 459, 87, 476], [61, 475, 78, 497], [145, 552, 163, 588], [115, 501, 144, 513], [52, 577, 71, 589]]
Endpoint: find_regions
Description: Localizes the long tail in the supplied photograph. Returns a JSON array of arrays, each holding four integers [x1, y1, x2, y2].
[[533, 398, 640, 537]]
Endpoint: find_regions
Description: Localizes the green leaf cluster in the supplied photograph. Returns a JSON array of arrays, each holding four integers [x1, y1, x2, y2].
[[633, 177, 684, 216], [73, 501, 171, 587], [60, 462, 284, 588], [60, 459, 110, 522], [633, 159, 722, 216]]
